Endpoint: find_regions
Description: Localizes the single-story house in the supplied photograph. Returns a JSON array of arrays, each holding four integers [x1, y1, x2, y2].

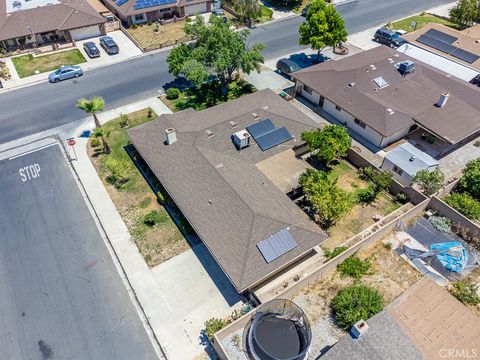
[[381, 142, 438, 186], [402, 23, 480, 72], [292, 46, 480, 155], [0, 0, 107, 49], [321, 278, 480, 360], [102, 0, 211, 26], [126, 89, 328, 293]]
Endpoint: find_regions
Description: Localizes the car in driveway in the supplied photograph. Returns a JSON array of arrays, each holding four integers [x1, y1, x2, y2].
[[276, 58, 302, 80], [374, 27, 405, 48], [48, 65, 83, 83], [83, 41, 100, 58], [99, 36, 119, 55]]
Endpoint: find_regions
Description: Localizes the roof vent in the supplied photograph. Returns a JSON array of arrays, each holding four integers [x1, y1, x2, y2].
[[252, 112, 259, 119], [348, 82, 355, 88], [229, 121, 237, 129], [165, 128, 177, 145], [436, 91, 450, 108], [370, 64, 377, 71], [206, 129, 215, 138], [351, 320, 369, 339], [263, 106, 269, 110], [387, 108, 394, 115], [410, 156, 416, 162]]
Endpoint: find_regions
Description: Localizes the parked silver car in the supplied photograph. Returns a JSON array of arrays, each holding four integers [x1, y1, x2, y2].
[[48, 65, 83, 83]]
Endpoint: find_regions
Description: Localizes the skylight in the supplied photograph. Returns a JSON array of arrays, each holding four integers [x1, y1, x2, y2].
[[373, 76, 389, 88]]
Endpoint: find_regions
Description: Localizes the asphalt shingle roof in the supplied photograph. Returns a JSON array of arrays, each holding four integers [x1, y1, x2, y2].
[[292, 46, 480, 144], [127, 89, 327, 292]]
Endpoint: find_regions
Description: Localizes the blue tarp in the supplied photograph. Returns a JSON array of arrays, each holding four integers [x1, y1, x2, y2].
[[430, 242, 468, 273]]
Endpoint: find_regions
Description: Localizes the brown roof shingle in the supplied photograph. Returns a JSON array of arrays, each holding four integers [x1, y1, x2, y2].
[[292, 46, 480, 144], [126, 89, 327, 292]]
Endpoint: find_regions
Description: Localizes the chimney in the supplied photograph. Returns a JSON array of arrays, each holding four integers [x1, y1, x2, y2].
[[165, 128, 177, 145], [252, 112, 259, 120], [436, 92, 450, 108], [351, 320, 369, 339]]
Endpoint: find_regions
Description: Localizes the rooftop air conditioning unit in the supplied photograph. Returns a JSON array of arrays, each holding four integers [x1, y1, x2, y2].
[[232, 129, 250, 150], [399, 60, 415, 75]]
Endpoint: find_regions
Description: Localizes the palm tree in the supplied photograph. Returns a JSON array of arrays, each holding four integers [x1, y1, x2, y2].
[[77, 96, 104, 128], [91, 127, 111, 154]]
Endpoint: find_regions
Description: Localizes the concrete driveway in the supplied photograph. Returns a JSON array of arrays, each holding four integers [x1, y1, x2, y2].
[[76, 30, 142, 69]]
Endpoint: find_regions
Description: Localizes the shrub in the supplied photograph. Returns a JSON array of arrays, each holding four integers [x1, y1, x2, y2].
[[474, 140, 480, 147], [356, 185, 377, 204], [119, 113, 129, 128], [147, 109, 154, 118], [143, 210, 168, 227], [337, 254, 371, 279], [104, 157, 129, 188], [166, 87, 180, 100], [358, 166, 392, 193], [185, 16, 192, 22], [147, 21, 152, 26], [383, 242, 392, 250], [395, 192, 408, 204], [450, 280, 480, 306], [331, 284, 384, 330], [90, 138, 100, 148], [323, 246, 348, 260], [131, 24, 138, 29], [445, 192, 480, 221], [204, 318, 228, 341], [412, 168, 445, 196], [458, 158, 480, 200], [430, 216, 452, 233]]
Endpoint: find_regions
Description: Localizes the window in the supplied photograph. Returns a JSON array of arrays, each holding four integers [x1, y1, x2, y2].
[[392, 165, 403, 176], [133, 14, 146, 22], [354, 118, 366, 129], [303, 85, 313, 94], [160, 7, 171, 12], [335, 105, 341, 112]]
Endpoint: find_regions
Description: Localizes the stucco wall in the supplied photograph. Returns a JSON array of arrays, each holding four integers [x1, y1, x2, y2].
[[381, 157, 412, 186], [300, 86, 321, 105]]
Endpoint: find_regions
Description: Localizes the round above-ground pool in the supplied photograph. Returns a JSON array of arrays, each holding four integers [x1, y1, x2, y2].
[[244, 299, 311, 360]]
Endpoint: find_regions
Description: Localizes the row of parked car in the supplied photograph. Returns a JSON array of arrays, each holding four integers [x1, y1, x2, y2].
[[48, 36, 119, 83]]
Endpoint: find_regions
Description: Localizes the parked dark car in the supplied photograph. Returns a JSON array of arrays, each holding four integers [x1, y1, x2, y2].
[[48, 65, 83, 83], [470, 74, 480, 86], [374, 27, 405, 48], [301, 4, 311, 16], [83, 41, 100, 58], [276, 58, 302, 80], [99, 36, 119, 55]]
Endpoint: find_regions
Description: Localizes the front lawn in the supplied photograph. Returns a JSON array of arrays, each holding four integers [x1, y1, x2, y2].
[[127, 21, 190, 51], [389, 13, 459, 33], [12, 49, 86, 78], [88, 108, 190, 267], [161, 78, 256, 112]]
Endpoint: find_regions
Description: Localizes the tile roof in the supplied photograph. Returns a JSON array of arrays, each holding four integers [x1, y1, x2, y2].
[[321, 278, 480, 360], [292, 46, 480, 144], [0, 0, 105, 41], [127, 89, 327, 292], [384, 142, 438, 176]]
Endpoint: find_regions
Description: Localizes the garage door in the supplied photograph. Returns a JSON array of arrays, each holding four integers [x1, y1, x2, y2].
[[185, 2, 207, 15], [70, 25, 101, 41]]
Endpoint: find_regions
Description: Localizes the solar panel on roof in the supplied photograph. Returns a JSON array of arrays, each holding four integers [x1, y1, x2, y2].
[[246, 119, 275, 139], [115, 0, 128, 6], [450, 48, 480, 64], [257, 229, 298, 263], [133, 0, 175, 9], [417, 34, 456, 54], [424, 28, 458, 44], [255, 127, 293, 151]]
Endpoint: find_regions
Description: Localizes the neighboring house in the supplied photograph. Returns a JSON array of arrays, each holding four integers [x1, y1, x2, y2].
[[0, 0, 107, 49], [126, 89, 328, 294], [321, 278, 480, 360], [102, 0, 211, 26], [292, 46, 480, 155], [402, 23, 480, 73], [381, 142, 438, 186]]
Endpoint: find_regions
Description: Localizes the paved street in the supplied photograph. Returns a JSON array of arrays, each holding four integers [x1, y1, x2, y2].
[[0, 0, 453, 145], [0, 143, 157, 360]]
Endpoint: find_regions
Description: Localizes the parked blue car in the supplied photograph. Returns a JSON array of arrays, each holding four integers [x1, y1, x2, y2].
[[48, 65, 83, 83]]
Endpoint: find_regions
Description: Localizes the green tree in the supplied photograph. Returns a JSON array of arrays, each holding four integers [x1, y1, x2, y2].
[[445, 192, 480, 221], [299, 0, 348, 58], [331, 284, 384, 330], [231, 0, 261, 21], [449, 0, 480, 29], [458, 158, 480, 200], [77, 96, 105, 128], [300, 168, 353, 227], [301, 125, 351, 166], [91, 127, 110, 154], [450, 279, 480, 306], [167, 16, 265, 91], [412, 168, 445, 196]]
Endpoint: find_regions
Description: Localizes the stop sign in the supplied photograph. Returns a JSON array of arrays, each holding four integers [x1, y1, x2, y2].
[[67, 139, 76, 146]]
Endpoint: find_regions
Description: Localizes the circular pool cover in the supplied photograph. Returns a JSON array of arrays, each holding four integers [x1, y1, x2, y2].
[[243, 299, 311, 360]]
